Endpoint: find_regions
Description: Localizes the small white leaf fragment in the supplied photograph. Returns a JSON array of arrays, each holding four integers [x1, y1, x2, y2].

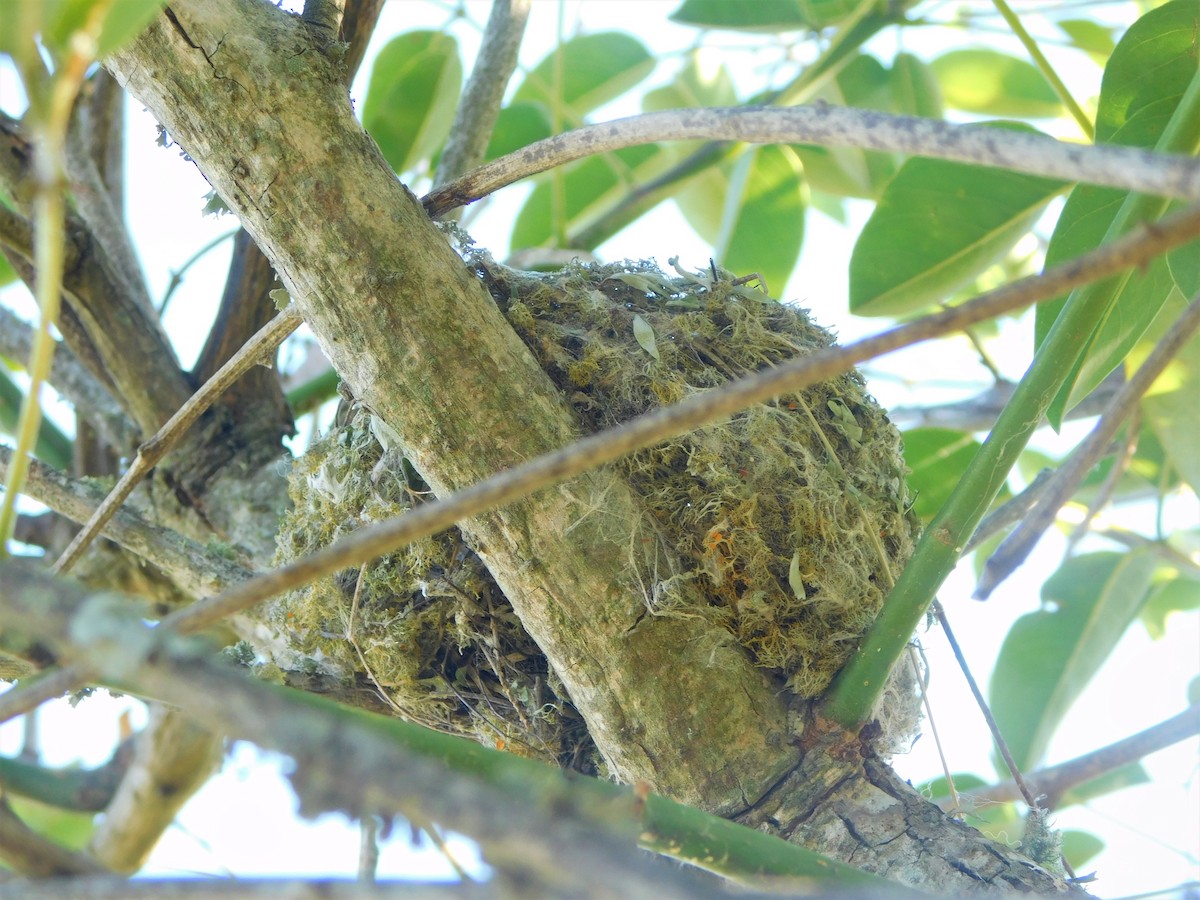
[[788, 548, 806, 601], [632, 314, 660, 360]]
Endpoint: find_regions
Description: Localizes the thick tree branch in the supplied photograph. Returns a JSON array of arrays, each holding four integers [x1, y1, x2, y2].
[[87, 705, 224, 874], [422, 105, 1200, 218], [0, 115, 192, 434], [106, 0, 798, 815], [0, 562, 882, 898]]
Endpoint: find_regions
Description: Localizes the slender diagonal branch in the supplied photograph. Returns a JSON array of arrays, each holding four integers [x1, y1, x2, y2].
[[950, 704, 1200, 810], [166, 203, 1200, 635], [974, 290, 1200, 599], [422, 105, 1200, 218], [52, 306, 301, 574], [433, 0, 531, 192], [0, 445, 254, 597]]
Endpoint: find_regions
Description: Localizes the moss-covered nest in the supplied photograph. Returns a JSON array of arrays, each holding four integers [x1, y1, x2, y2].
[[273, 253, 919, 766], [473, 255, 919, 698], [272, 416, 595, 771]]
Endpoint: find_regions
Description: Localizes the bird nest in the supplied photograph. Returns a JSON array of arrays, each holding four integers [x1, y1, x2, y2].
[[272, 254, 920, 766]]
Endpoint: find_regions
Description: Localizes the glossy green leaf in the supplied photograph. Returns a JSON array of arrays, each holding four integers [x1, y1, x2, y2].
[[1035, 0, 1200, 423], [510, 144, 664, 251], [1057, 19, 1116, 66], [1134, 290, 1200, 493], [712, 145, 805, 294], [792, 55, 896, 200], [849, 125, 1065, 316], [931, 49, 1063, 118], [361, 31, 462, 175], [902, 428, 984, 521], [643, 54, 739, 243], [513, 33, 653, 123], [1059, 762, 1150, 807], [1140, 575, 1200, 640], [891, 52, 943, 120], [484, 103, 553, 162], [669, 0, 860, 32], [990, 551, 1158, 772], [1061, 831, 1105, 870]]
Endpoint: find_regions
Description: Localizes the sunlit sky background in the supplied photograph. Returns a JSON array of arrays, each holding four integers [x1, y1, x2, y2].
[[1, 0, 1197, 893]]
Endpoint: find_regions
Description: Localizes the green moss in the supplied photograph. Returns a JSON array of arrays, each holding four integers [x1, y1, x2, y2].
[[473, 255, 919, 697], [276, 253, 920, 766], [272, 412, 595, 770]]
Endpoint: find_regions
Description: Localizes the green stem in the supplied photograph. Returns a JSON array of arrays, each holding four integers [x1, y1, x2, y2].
[[821, 67, 1200, 730], [0, 367, 73, 471], [990, 0, 1093, 140]]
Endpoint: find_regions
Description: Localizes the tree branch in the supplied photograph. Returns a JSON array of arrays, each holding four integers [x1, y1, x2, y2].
[[422, 105, 1200, 218], [52, 306, 301, 574], [974, 289, 1200, 599], [433, 0, 531, 193], [0, 305, 138, 452], [168, 204, 1200, 638], [0, 562, 889, 897], [952, 704, 1200, 810]]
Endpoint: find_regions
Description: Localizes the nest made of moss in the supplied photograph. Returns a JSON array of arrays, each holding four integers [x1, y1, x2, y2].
[[473, 254, 919, 698], [272, 415, 595, 771], [273, 251, 920, 767]]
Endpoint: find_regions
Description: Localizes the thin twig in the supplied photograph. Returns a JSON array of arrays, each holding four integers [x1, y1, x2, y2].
[[163, 203, 1200, 636], [51, 306, 302, 574], [432, 0, 531, 194], [949, 704, 1200, 811], [0, 445, 254, 597], [909, 645, 961, 819], [974, 290, 1200, 599], [932, 600, 1042, 812], [1067, 409, 1139, 553], [422, 105, 1200, 218]]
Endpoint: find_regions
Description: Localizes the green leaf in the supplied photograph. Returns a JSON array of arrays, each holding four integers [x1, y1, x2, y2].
[[902, 428, 984, 521], [930, 49, 1063, 119], [670, 0, 858, 32], [990, 550, 1158, 772], [361, 31, 462, 175], [1035, 0, 1200, 423], [891, 52, 943, 120], [1061, 831, 1105, 870], [8, 797, 94, 851], [1057, 19, 1116, 66], [1059, 762, 1149, 807], [849, 124, 1065, 316], [632, 314, 660, 360], [513, 33, 653, 123], [1139, 576, 1200, 640], [484, 103, 553, 162], [0, 249, 15, 289], [712, 145, 805, 294], [793, 54, 896, 200], [510, 144, 665, 251], [1134, 290, 1200, 493], [1188, 675, 1200, 706]]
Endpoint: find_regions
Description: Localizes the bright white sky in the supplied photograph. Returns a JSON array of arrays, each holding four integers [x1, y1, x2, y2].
[[1, 0, 1197, 894]]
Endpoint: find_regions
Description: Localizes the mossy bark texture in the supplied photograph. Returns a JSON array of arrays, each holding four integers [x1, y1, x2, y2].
[[106, 0, 794, 814], [105, 1, 1071, 892]]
